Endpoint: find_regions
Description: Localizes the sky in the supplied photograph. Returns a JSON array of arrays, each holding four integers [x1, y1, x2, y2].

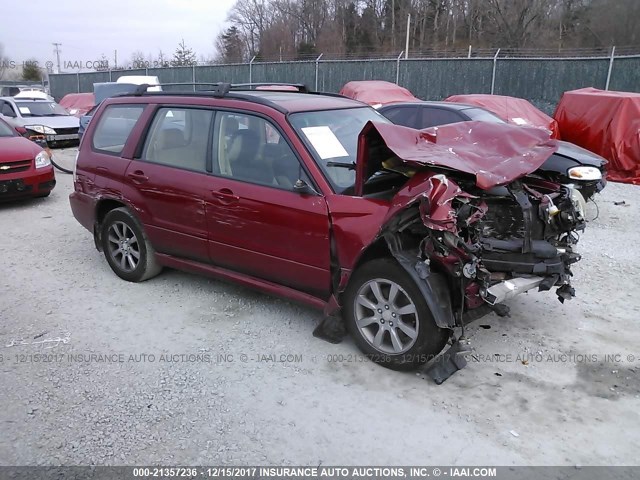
[[1, 0, 237, 72]]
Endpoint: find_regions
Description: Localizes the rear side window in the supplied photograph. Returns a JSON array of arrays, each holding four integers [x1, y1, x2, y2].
[[421, 107, 464, 128], [382, 106, 420, 128], [92, 105, 144, 154], [141, 108, 214, 172]]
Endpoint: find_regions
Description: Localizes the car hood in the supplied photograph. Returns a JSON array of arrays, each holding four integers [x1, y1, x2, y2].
[[555, 140, 607, 167], [14, 115, 80, 129], [0, 136, 40, 162], [355, 121, 558, 194]]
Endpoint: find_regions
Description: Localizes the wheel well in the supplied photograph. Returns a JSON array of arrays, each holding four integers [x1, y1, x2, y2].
[[96, 199, 126, 225], [352, 237, 392, 273]]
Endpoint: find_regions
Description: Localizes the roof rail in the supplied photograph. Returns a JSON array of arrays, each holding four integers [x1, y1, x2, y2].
[[230, 82, 309, 93], [128, 82, 309, 97]]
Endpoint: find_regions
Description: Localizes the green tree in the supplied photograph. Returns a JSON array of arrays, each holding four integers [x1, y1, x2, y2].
[[216, 26, 245, 63], [172, 38, 197, 66], [22, 59, 42, 81]]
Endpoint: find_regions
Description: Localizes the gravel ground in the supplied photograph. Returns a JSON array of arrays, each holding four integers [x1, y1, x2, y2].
[[1, 147, 639, 466]]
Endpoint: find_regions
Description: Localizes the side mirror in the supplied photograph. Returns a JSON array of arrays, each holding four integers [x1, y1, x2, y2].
[[293, 179, 317, 195]]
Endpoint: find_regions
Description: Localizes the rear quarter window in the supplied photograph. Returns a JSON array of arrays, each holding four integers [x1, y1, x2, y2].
[[91, 105, 144, 154]]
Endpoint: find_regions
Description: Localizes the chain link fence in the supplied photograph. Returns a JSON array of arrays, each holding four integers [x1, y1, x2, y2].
[[48, 50, 640, 114]]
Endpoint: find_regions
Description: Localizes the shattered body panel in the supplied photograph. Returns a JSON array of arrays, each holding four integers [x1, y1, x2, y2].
[[326, 120, 585, 334], [355, 121, 558, 194]]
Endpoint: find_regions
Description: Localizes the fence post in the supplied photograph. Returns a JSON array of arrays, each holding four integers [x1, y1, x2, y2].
[[491, 48, 501, 94], [76, 72, 80, 93], [109, 69, 112, 82], [396, 51, 404, 84], [192, 64, 196, 91], [315, 53, 323, 91], [468, 45, 472, 58], [605, 46, 616, 91], [249, 56, 256, 83]]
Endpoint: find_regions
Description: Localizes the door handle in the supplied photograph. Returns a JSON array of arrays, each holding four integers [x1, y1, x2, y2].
[[127, 170, 149, 184], [211, 188, 239, 205]]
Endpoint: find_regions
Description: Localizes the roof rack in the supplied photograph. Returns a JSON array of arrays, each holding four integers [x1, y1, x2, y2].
[[128, 82, 309, 97], [115, 82, 351, 113]]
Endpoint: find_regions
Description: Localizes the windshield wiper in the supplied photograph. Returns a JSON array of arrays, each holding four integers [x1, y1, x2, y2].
[[326, 161, 356, 170]]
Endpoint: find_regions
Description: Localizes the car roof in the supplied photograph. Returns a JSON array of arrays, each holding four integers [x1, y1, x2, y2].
[[113, 89, 368, 114], [0, 96, 51, 102], [379, 100, 479, 111], [238, 91, 365, 113]]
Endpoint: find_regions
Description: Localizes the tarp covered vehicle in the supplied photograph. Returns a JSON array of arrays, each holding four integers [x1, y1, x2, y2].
[[339, 80, 420, 107], [59, 93, 95, 117], [554, 88, 640, 185], [446, 94, 560, 139]]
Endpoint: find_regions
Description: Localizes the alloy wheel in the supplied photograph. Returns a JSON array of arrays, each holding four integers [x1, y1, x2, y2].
[[353, 278, 419, 354]]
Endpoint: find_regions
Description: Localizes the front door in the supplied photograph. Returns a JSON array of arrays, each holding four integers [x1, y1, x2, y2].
[[205, 111, 332, 298]]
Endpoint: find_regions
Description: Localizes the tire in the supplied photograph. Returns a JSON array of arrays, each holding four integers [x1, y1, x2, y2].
[[36, 192, 51, 198], [344, 258, 450, 371], [100, 207, 162, 282]]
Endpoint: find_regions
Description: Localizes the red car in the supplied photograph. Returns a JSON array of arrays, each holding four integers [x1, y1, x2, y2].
[[0, 118, 56, 200], [70, 85, 586, 373]]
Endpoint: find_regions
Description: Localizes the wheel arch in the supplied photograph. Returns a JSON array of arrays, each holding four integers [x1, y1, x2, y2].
[[93, 198, 130, 251]]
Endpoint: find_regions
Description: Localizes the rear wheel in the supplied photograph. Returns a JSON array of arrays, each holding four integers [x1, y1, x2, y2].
[[100, 207, 162, 282], [344, 258, 449, 371]]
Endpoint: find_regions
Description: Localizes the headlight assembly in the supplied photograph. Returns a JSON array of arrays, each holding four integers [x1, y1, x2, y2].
[[26, 125, 56, 135], [568, 166, 602, 181], [35, 151, 51, 169]]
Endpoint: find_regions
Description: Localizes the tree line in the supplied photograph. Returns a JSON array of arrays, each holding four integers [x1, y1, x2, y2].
[[215, 0, 640, 62]]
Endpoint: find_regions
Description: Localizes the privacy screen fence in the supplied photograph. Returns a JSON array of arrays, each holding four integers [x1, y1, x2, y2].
[[48, 52, 640, 114]]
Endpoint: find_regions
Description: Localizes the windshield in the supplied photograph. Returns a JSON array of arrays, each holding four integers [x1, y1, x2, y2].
[[463, 107, 506, 124], [289, 107, 392, 191], [0, 119, 15, 137], [15, 101, 69, 117]]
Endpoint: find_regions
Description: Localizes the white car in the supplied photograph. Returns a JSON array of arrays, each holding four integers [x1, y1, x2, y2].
[[0, 96, 80, 146]]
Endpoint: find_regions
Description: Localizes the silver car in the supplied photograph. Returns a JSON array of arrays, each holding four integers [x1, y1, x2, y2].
[[0, 96, 80, 146]]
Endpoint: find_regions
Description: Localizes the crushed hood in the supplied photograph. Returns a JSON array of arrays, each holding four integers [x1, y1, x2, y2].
[[355, 121, 558, 195]]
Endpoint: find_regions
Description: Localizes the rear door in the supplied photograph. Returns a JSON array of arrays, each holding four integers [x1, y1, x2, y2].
[[205, 110, 332, 298], [123, 106, 214, 262]]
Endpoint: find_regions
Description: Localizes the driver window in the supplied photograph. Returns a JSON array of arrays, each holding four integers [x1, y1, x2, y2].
[[216, 112, 308, 190]]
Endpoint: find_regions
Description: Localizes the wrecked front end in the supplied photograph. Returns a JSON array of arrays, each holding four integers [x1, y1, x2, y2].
[[361, 121, 586, 326], [384, 172, 585, 326]]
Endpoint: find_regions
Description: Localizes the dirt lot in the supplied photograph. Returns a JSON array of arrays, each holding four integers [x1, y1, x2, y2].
[[1, 147, 639, 466]]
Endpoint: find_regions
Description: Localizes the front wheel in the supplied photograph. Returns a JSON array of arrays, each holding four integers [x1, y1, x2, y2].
[[343, 258, 449, 371], [100, 207, 162, 282]]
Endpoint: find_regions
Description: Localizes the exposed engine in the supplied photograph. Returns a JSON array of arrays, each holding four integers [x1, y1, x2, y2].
[[400, 173, 586, 324]]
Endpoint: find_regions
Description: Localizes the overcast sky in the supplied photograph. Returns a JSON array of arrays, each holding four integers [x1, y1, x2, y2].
[[2, 0, 237, 71]]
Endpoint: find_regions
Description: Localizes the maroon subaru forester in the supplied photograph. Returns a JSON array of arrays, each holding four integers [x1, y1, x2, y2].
[[70, 84, 587, 374]]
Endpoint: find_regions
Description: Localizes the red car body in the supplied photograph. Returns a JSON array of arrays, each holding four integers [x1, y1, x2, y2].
[[0, 118, 55, 200], [69, 88, 586, 372]]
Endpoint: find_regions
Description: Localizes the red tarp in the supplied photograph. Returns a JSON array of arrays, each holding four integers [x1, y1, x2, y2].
[[554, 88, 640, 185], [445, 94, 560, 139], [356, 120, 558, 194], [59, 93, 95, 117], [339, 80, 420, 106]]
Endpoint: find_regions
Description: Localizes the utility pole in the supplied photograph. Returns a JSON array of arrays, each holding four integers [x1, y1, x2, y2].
[[52, 43, 62, 73], [405, 14, 411, 59], [114, 50, 118, 69]]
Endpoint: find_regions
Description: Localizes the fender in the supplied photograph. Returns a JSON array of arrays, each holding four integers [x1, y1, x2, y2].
[[384, 235, 455, 330]]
